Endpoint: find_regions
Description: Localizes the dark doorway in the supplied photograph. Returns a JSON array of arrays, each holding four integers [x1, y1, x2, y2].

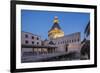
[[65, 44, 69, 52]]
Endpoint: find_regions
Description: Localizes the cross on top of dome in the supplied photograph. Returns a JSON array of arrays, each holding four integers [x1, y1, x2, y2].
[[54, 16, 58, 19], [54, 16, 59, 24]]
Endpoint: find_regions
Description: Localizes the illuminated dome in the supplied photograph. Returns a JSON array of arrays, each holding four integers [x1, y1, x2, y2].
[[48, 16, 64, 39]]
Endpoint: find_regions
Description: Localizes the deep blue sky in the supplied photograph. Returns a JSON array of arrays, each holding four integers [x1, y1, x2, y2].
[[21, 10, 90, 40]]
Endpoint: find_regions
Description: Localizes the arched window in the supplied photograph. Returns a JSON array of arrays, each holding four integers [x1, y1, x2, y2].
[[32, 36, 34, 39], [77, 39, 79, 42], [37, 37, 39, 40], [32, 41, 34, 44], [72, 40, 73, 43], [25, 34, 28, 38], [37, 42, 39, 45], [25, 40, 28, 44]]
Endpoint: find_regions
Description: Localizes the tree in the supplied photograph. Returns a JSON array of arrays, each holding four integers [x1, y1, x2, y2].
[[81, 21, 90, 59], [81, 40, 90, 59], [84, 21, 90, 37]]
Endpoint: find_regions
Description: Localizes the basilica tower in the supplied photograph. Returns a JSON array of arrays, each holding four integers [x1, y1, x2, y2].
[[48, 16, 64, 40]]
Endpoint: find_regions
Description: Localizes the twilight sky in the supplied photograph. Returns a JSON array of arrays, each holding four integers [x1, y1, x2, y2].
[[21, 10, 90, 40]]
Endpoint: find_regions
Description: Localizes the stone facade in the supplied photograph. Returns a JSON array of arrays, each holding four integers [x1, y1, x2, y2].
[[21, 31, 41, 46], [21, 31, 42, 55], [47, 16, 81, 54], [44, 32, 81, 53]]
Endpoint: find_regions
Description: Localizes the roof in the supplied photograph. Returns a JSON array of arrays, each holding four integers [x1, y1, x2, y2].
[[22, 31, 41, 37], [48, 41, 55, 45], [48, 23, 61, 32], [52, 32, 80, 40]]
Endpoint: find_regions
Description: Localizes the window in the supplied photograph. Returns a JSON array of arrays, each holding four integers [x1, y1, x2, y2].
[[37, 37, 39, 40], [72, 40, 73, 43], [25, 34, 28, 38], [25, 40, 28, 44], [77, 39, 79, 42], [32, 41, 34, 44], [37, 42, 39, 45], [32, 36, 34, 39], [74, 39, 76, 42], [65, 41, 66, 44]]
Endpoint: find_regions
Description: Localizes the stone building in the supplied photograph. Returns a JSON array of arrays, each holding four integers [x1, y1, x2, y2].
[[21, 16, 81, 62], [51, 32, 81, 53], [21, 31, 41, 46], [47, 16, 81, 53], [21, 31, 42, 56], [21, 31, 57, 57]]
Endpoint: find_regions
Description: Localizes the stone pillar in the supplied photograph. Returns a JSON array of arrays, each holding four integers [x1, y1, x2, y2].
[[42, 48, 43, 54], [52, 48, 54, 53], [54, 48, 55, 53]]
